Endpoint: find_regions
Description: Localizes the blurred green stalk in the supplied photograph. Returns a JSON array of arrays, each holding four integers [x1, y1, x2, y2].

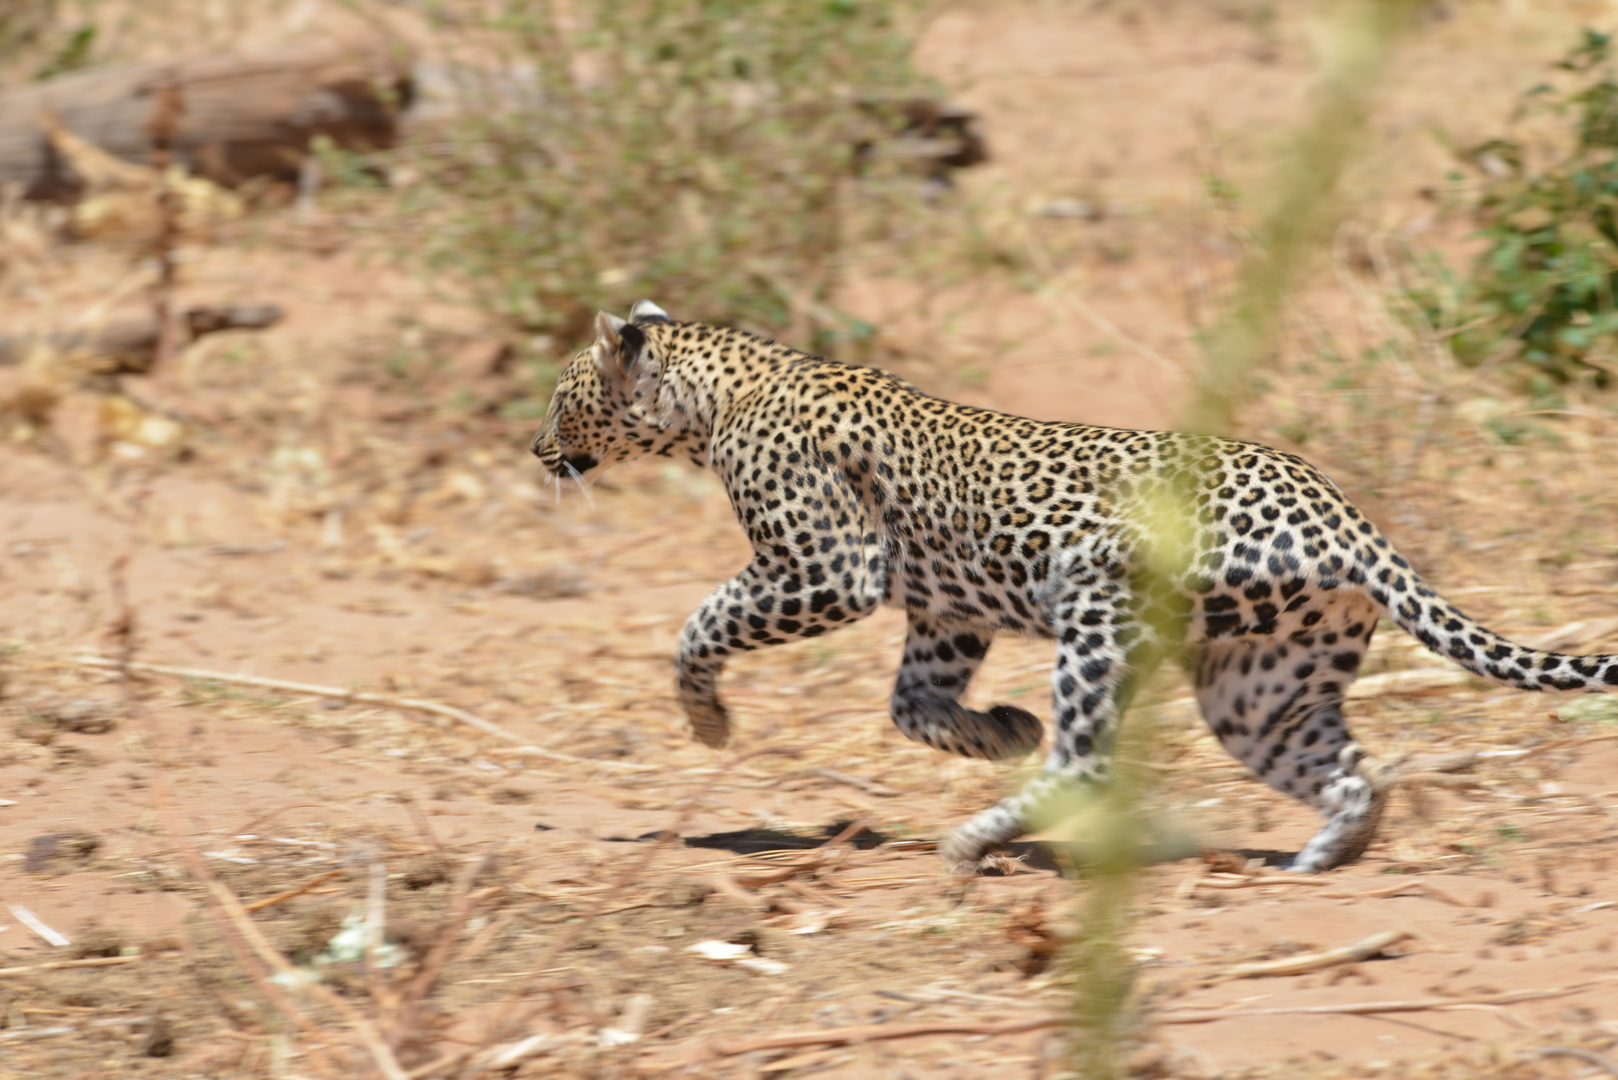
[[1067, 3, 1422, 1077]]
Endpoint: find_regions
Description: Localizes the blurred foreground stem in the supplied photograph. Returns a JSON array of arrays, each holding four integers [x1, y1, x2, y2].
[[1186, 0, 1424, 437], [1068, 3, 1422, 1077]]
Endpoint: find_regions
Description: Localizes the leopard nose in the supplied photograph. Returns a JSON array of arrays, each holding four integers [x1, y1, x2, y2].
[[560, 453, 598, 475], [529, 429, 546, 457]]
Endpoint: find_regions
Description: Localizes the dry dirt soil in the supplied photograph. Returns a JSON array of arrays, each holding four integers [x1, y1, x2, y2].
[[6, 3, 1618, 1079]]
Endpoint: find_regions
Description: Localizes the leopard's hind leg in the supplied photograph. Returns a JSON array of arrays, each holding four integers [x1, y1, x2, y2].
[[890, 616, 1043, 761], [1192, 592, 1391, 871]]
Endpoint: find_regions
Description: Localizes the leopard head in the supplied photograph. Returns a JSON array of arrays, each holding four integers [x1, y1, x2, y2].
[[529, 299, 674, 481]]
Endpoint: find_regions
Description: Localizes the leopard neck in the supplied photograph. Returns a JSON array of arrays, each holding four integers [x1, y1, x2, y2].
[[647, 322, 797, 435]]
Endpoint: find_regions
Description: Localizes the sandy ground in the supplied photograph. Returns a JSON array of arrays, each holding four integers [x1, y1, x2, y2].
[[5, 3, 1618, 1078]]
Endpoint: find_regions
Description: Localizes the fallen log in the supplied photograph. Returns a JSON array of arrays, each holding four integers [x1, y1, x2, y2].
[[0, 304, 283, 374], [0, 40, 413, 199]]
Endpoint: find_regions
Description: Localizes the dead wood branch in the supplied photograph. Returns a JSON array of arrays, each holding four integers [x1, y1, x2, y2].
[[0, 304, 284, 373], [0, 42, 412, 199]]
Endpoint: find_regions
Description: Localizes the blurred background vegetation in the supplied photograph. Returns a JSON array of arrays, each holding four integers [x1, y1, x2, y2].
[[386, 0, 942, 355], [11, 0, 1618, 423]]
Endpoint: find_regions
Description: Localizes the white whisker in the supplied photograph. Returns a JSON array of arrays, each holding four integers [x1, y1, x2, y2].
[[561, 460, 597, 509]]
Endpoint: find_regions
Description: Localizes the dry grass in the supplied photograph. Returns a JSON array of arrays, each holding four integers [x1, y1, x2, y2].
[[5, 3, 1618, 1079]]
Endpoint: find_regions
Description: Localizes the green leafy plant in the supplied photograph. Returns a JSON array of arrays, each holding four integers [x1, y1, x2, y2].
[[1435, 29, 1618, 385], [0, 1, 102, 84], [396, 0, 940, 357]]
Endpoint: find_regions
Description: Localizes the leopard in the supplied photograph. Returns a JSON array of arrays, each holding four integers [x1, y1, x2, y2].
[[529, 299, 1618, 872]]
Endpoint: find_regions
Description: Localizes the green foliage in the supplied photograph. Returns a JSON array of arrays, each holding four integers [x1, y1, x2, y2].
[[1435, 29, 1618, 385], [0, 1, 99, 84], [34, 23, 95, 80], [399, 0, 938, 352]]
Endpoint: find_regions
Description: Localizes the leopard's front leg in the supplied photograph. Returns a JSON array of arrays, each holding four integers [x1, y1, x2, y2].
[[941, 574, 1153, 869], [677, 547, 888, 747]]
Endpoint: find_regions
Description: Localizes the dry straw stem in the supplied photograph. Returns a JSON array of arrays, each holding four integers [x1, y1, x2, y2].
[[71, 653, 658, 771], [1064, 3, 1423, 1076]]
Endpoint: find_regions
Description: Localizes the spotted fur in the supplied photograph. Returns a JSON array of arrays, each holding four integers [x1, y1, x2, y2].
[[530, 302, 1618, 872]]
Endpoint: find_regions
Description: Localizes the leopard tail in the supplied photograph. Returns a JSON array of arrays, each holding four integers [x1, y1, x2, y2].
[[1368, 557, 1618, 693]]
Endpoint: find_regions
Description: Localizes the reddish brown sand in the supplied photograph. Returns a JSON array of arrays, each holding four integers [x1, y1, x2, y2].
[[4, 4, 1618, 1077]]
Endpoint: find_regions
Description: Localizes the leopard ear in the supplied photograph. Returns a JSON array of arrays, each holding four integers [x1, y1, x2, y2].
[[590, 310, 649, 378], [629, 299, 671, 323]]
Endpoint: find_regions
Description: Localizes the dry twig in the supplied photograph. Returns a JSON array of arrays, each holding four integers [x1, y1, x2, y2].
[[1189, 874, 1334, 891], [1160, 980, 1611, 1024], [72, 654, 656, 770], [1527, 1047, 1618, 1078], [242, 869, 344, 914], [417, 748, 804, 1076], [1216, 929, 1414, 981], [1321, 880, 1468, 906], [151, 776, 373, 1078], [725, 818, 871, 889], [809, 767, 902, 797], [383, 853, 501, 1055], [646, 1014, 1062, 1068], [0, 956, 141, 977], [199, 874, 409, 1080]]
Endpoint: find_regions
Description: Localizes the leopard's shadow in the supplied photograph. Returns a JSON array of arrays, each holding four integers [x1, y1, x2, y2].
[[598, 820, 888, 854], [591, 819, 1234, 877]]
